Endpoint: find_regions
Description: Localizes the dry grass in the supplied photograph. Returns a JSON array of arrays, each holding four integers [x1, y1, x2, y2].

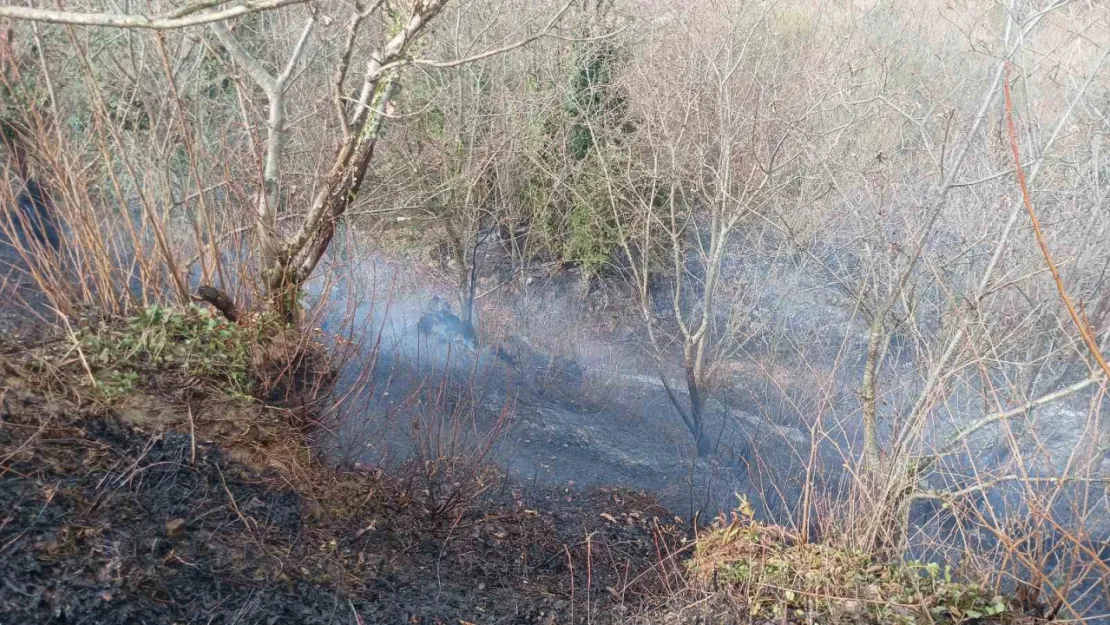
[[1, 331, 689, 623]]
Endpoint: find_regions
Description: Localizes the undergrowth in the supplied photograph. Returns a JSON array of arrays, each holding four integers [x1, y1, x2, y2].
[[72, 305, 272, 400], [681, 506, 1017, 625], [2, 307, 1043, 625], [18, 304, 302, 405]]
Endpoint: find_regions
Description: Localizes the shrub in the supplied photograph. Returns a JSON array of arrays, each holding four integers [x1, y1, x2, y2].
[[74, 304, 263, 400], [679, 510, 1015, 624]]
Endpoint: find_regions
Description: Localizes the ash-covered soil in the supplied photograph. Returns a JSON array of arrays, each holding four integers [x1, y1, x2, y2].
[[317, 235, 830, 524], [0, 349, 684, 624]]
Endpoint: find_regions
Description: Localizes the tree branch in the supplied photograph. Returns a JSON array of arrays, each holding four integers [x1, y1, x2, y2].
[[346, 0, 450, 130], [659, 372, 697, 436], [285, 0, 452, 274], [277, 16, 315, 86], [332, 1, 385, 138], [0, 0, 305, 30], [914, 473, 1110, 501], [377, 0, 578, 72], [163, 1, 236, 21], [210, 14, 314, 283], [1004, 59, 1110, 382], [209, 21, 277, 94], [922, 374, 1104, 469], [193, 285, 241, 323]]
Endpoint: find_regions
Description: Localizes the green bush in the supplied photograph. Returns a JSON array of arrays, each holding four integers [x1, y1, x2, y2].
[[75, 304, 272, 400], [564, 40, 626, 160], [564, 199, 618, 275]]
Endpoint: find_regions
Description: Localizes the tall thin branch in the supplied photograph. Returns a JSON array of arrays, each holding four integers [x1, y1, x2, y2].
[[331, 2, 384, 139], [927, 374, 1103, 464], [210, 14, 315, 281], [1004, 61, 1110, 382], [0, 0, 305, 30], [277, 16, 315, 86], [209, 21, 278, 94]]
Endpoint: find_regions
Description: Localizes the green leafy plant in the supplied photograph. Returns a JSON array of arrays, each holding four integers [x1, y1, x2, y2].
[[75, 304, 274, 401], [564, 196, 618, 275], [690, 514, 1016, 624], [564, 40, 626, 160]]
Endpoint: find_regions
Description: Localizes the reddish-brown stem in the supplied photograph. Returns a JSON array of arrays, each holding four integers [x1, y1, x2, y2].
[[1003, 62, 1110, 382]]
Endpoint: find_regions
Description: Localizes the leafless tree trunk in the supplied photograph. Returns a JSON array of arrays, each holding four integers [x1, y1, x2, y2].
[[596, 0, 814, 456]]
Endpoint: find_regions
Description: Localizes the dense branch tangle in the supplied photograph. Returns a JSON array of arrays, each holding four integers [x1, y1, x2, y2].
[[3, 0, 574, 321], [0, 1, 308, 30]]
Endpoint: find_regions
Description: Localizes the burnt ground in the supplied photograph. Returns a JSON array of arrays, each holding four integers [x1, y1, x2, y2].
[[318, 232, 825, 524], [0, 339, 686, 625]]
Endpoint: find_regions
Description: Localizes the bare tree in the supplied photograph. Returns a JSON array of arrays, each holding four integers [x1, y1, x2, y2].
[[2, 0, 572, 322], [597, 0, 823, 456]]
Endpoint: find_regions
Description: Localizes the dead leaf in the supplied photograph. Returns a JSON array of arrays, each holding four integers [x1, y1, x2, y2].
[[165, 518, 186, 537], [600, 513, 617, 524], [353, 520, 378, 539]]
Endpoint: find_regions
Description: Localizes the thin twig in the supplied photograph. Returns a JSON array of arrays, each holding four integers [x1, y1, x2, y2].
[[186, 403, 198, 465], [377, 0, 579, 73], [57, 314, 96, 389], [216, 462, 255, 533]]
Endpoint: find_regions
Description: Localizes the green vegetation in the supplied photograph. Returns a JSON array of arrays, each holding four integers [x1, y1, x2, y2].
[[689, 513, 1013, 624], [561, 168, 621, 275], [510, 38, 633, 276], [564, 40, 626, 160], [72, 305, 276, 401]]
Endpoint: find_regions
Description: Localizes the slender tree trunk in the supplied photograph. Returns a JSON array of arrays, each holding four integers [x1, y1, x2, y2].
[[859, 316, 885, 468], [684, 344, 712, 456]]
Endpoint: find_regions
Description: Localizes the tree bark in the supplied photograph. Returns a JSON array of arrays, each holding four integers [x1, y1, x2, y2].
[[195, 285, 240, 323]]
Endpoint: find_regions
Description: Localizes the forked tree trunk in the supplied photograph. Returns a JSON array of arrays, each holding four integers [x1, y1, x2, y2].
[[659, 345, 713, 458], [684, 361, 712, 456]]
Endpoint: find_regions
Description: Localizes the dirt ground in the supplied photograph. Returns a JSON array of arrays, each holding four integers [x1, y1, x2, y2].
[[0, 337, 686, 624]]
